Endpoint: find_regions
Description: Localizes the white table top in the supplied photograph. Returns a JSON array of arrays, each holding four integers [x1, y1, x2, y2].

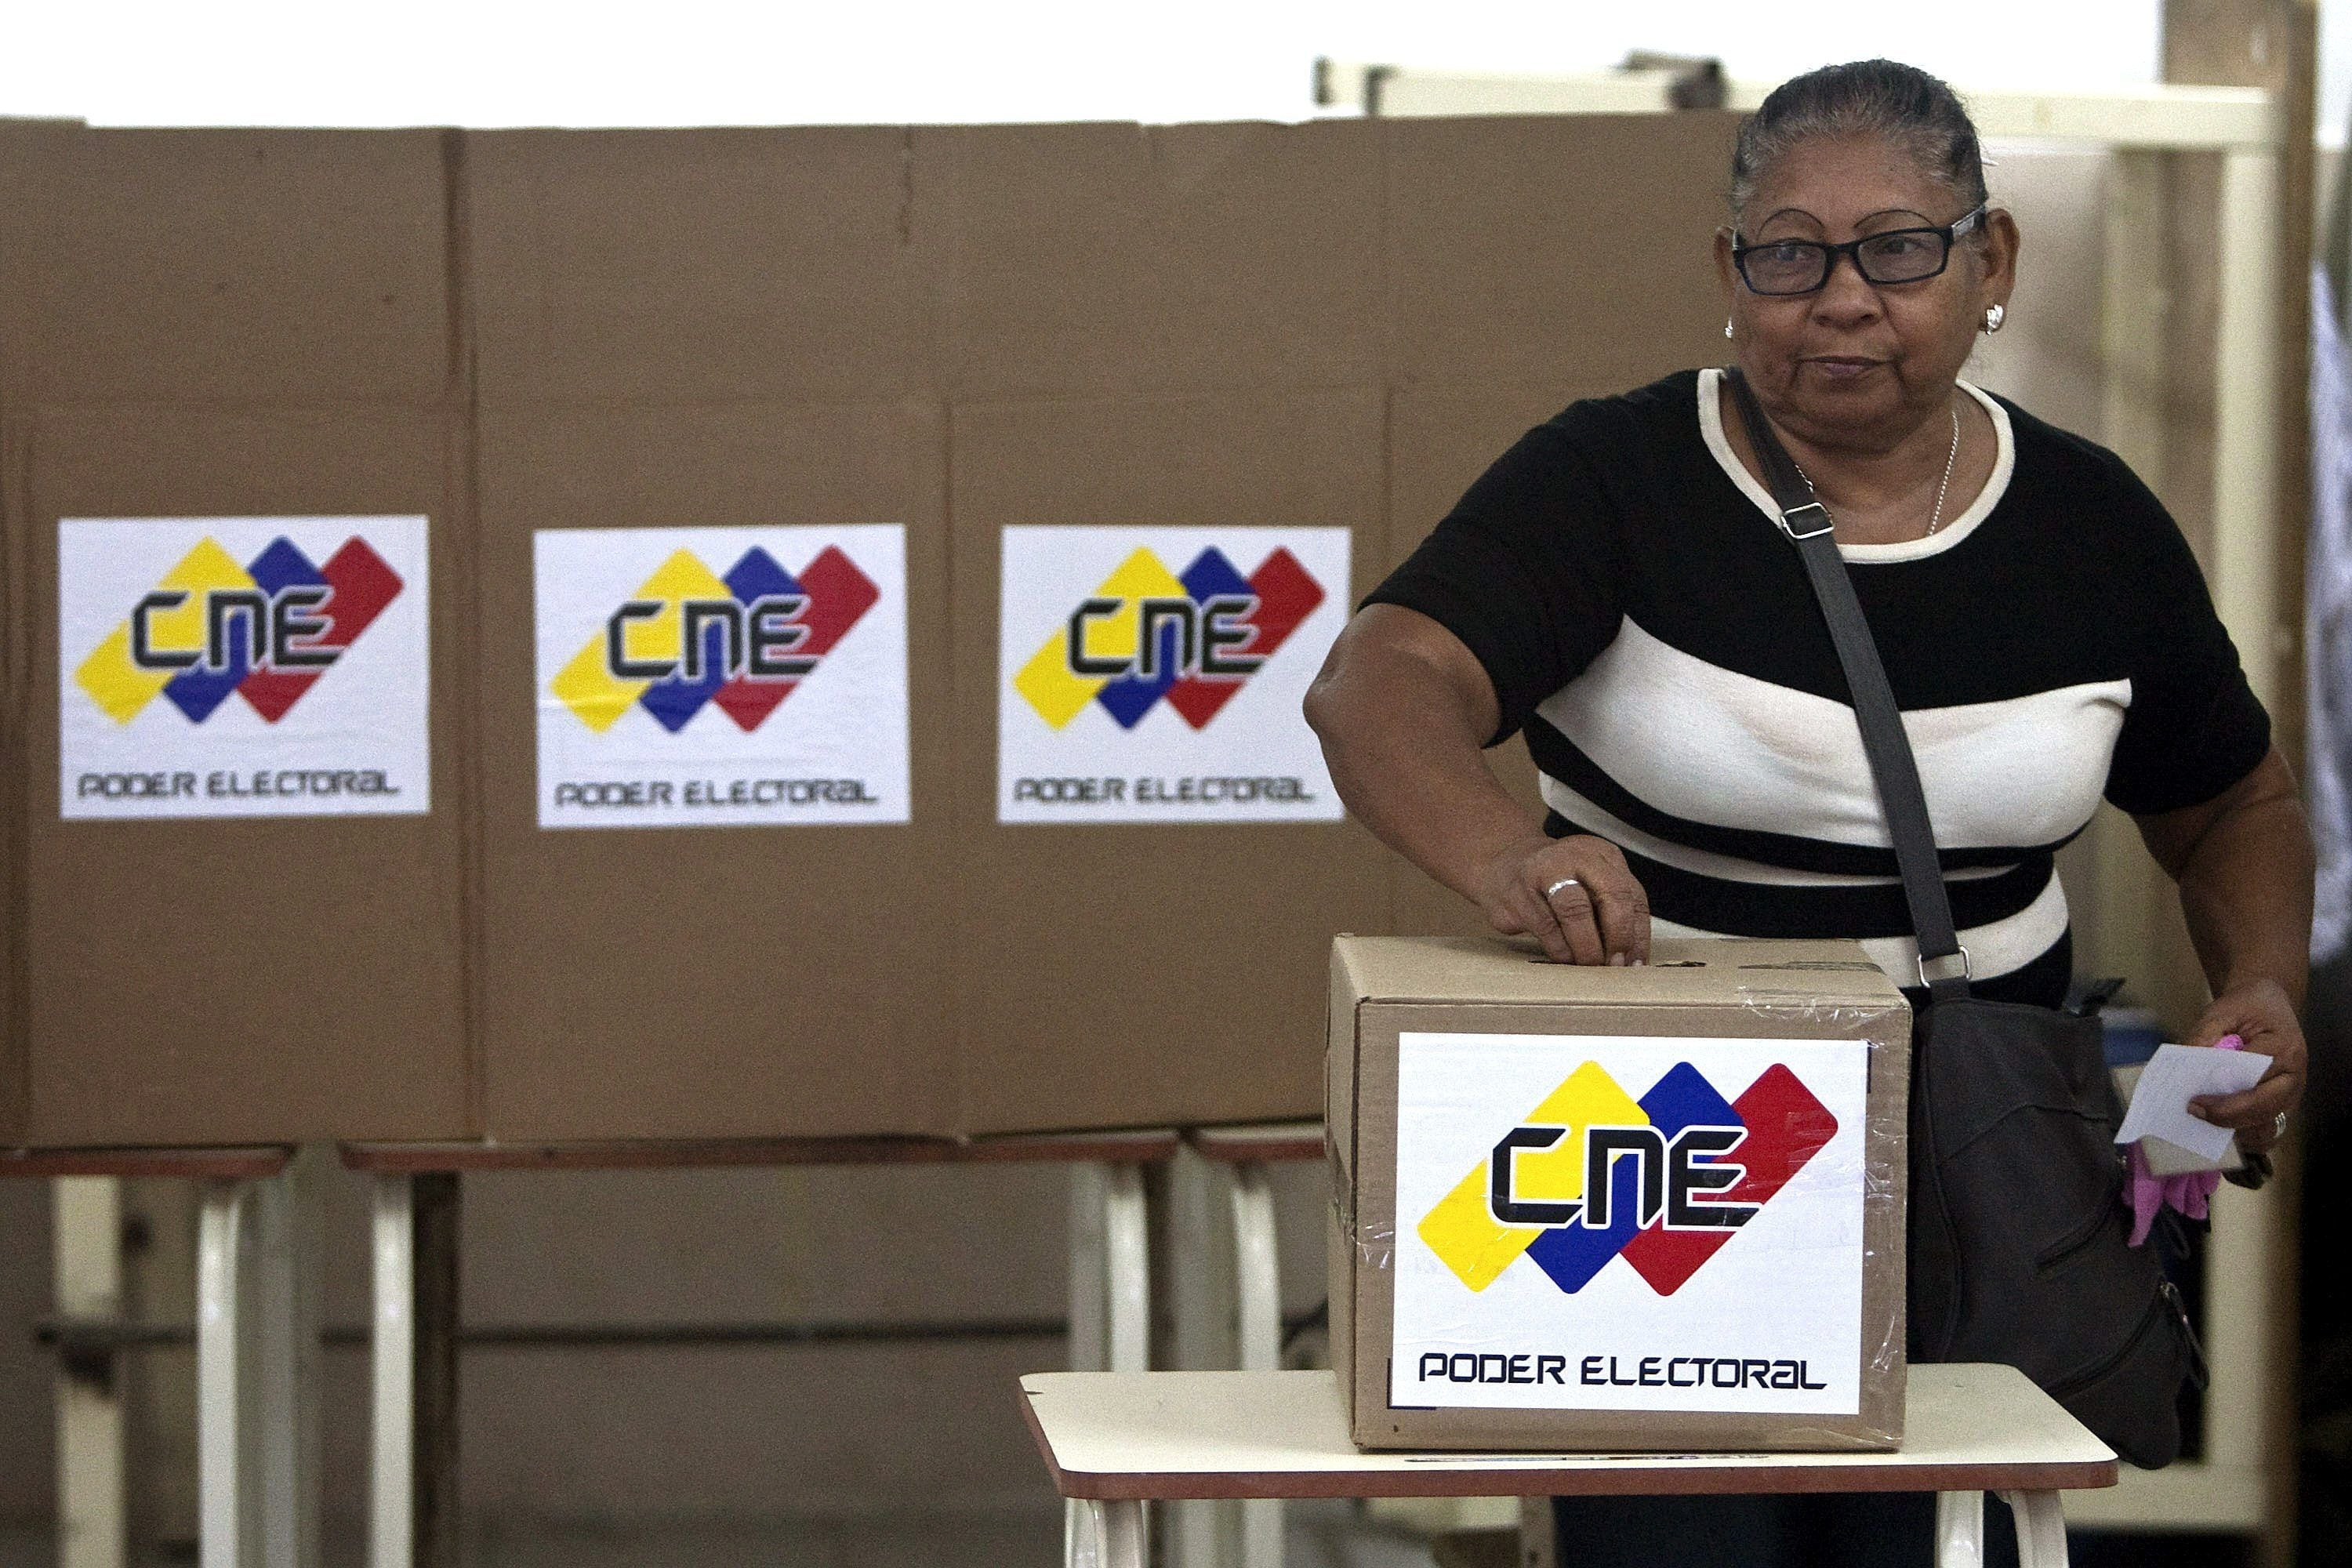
[[1019, 1366, 2118, 1501]]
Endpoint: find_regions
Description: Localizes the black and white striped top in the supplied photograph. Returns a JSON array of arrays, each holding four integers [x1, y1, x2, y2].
[[1368, 368, 2270, 1005]]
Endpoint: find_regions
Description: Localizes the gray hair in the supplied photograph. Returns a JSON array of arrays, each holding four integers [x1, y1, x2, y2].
[[1729, 60, 1988, 226]]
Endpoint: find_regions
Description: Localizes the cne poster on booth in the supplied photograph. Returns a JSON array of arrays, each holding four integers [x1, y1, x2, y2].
[[59, 516, 432, 820], [533, 525, 909, 829], [996, 525, 1350, 824], [1391, 1031, 1871, 1415]]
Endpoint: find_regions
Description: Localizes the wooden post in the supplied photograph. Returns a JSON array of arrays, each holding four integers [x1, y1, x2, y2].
[[2165, 0, 2317, 742], [2154, 14, 2310, 1568]]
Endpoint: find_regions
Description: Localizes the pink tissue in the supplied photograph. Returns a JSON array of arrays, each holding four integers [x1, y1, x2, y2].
[[2127, 1033, 2240, 1247]]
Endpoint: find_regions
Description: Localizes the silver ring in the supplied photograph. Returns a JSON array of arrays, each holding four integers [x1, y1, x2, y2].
[[1543, 877, 1582, 900], [2274, 1111, 2289, 1139]]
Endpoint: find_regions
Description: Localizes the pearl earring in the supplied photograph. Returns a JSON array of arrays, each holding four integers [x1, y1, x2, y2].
[[1984, 303, 2005, 334], [1724, 319, 1734, 339]]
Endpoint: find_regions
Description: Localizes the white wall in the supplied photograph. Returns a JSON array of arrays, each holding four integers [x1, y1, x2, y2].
[[2326, 0, 2352, 145], [0, 0, 2165, 129]]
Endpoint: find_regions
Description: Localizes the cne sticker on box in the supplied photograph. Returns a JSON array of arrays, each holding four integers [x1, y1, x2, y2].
[[1327, 935, 1910, 1452]]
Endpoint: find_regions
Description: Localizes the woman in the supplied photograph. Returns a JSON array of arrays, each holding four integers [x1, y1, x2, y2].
[[1305, 59, 2313, 1566]]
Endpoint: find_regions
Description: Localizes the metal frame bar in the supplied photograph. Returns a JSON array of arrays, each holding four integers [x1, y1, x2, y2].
[[39, 1314, 1070, 1352]]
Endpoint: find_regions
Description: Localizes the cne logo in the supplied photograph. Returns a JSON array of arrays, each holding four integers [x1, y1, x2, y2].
[[1012, 546, 1324, 731], [74, 534, 405, 725], [1418, 1061, 1835, 1298], [550, 545, 878, 735]]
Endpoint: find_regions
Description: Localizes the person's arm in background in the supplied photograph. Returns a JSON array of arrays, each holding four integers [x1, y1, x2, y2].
[[1304, 603, 1651, 967], [2135, 745, 2315, 1152]]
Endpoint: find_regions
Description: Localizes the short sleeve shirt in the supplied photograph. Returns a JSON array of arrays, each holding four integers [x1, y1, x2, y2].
[[1364, 368, 2270, 998]]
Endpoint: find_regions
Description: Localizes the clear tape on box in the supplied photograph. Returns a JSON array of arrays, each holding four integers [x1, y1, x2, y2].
[[1335, 963, 1909, 1452]]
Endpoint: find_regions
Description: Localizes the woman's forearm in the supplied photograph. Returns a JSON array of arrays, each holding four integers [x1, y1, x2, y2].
[[1305, 604, 1655, 966], [2138, 747, 2314, 1142], [1303, 622, 1549, 903], [2175, 797, 2314, 1009], [2141, 748, 2315, 1008]]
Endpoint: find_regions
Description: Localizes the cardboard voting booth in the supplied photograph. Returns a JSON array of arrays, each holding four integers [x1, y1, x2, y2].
[[1, 113, 1739, 1146], [0, 125, 471, 1146], [1327, 935, 1911, 1452]]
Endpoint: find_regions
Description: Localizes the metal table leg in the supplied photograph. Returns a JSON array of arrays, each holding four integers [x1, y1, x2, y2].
[[1068, 1168, 1106, 1566], [1101, 1162, 1149, 1374], [198, 1178, 260, 1568], [368, 1169, 461, 1568], [1935, 1490, 1985, 1568], [369, 1176, 413, 1568], [1229, 1163, 1283, 1568], [1998, 1490, 2070, 1568], [1069, 1167, 1107, 1374], [1068, 1160, 1152, 1373], [1167, 1153, 1232, 1568], [1069, 1163, 1153, 1565], [1089, 1499, 1146, 1568], [254, 1153, 321, 1568]]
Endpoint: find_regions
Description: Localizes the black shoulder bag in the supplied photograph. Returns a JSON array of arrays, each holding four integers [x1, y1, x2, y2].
[[1722, 367, 2199, 1468]]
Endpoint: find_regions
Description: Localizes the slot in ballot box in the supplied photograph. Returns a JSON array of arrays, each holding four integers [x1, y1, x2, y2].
[[1327, 935, 1911, 1452]]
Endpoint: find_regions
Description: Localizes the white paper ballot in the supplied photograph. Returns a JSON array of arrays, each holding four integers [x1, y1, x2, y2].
[[2113, 1044, 2274, 1163]]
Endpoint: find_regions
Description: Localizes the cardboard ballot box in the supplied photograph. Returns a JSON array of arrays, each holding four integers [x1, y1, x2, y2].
[[1327, 935, 1911, 1452]]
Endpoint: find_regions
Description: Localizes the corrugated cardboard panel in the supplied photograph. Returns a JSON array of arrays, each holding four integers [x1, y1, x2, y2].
[[0, 124, 450, 408], [923, 119, 1383, 399], [0, 121, 44, 1145], [1, 382, 24, 1144], [466, 128, 935, 408], [1, 122, 465, 1145], [470, 125, 955, 1139], [474, 401, 956, 1140], [22, 405, 468, 1144], [952, 390, 1390, 1134], [1383, 112, 1737, 389]]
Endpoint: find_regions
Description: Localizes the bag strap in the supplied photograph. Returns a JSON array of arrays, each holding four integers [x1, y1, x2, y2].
[[1720, 366, 1971, 1002]]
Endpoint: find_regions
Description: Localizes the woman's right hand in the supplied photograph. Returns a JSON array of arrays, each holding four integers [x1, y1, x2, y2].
[[1476, 832, 1653, 967], [1305, 606, 1653, 964]]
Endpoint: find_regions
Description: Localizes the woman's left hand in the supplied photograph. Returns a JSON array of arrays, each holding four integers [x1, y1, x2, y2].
[[2183, 978, 2306, 1154]]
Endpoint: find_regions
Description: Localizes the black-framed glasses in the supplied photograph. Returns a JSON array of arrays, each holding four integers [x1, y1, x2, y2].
[[1732, 205, 1987, 296]]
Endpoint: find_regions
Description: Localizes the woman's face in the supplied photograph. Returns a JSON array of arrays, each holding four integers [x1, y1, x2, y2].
[[1715, 134, 2017, 452]]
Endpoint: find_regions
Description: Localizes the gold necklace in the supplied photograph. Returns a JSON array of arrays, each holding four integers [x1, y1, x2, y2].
[[1791, 403, 1965, 537]]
